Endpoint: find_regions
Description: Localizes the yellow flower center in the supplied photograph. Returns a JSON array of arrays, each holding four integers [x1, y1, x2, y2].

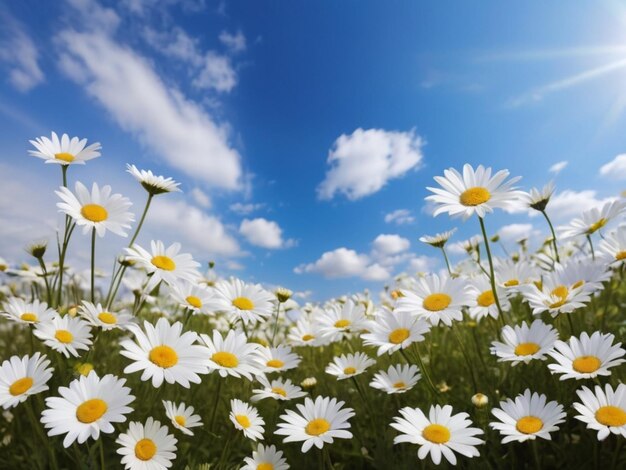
[[76, 363, 94, 376], [393, 381, 406, 389], [302, 334, 315, 341], [595, 406, 626, 427], [388, 328, 410, 344], [271, 387, 287, 397], [514, 342, 540, 356], [174, 415, 186, 427], [9, 377, 33, 396], [149, 345, 178, 368], [80, 204, 108, 222], [97, 312, 117, 324], [235, 414, 251, 428], [550, 285, 568, 298], [423, 293, 452, 312], [55, 152, 75, 163], [459, 187, 491, 206], [504, 279, 519, 287], [616, 251, 626, 261], [186, 295, 202, 308], [76, 398, 108, 423], [516, 416, 543, 434], [135, 438, 157, 461], [55, 329, 73, 344], [571, 280, 585, 290], [232, 297, 254, 310], [20, 313, 37, 322], [266, 359, 285, 369], [151, 255, 176, 271], [212, 351, 239, 368], [588, 218, 608, 234], [477, 290, 495, 307], [572, 355, 601, 373], [422, 424, 451, 444], [305, 418, 331, 436], [257, 463, 274, 470], [334, 319, 351, 328], [343, 366, 357, 375]]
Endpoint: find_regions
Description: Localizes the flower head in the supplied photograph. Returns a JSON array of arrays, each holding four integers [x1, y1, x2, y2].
[[29, 132, 101, 165]]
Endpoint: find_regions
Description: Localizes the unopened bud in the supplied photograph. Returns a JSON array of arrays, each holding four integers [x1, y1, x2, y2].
[[472, 393, 489, 408]]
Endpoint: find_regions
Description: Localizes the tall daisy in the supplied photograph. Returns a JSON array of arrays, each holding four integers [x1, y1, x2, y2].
[[29, 132, 101, 165], [494, 259, 537, 290], [200, 329, 262, 380], [521, 181, 555, 212], [242, 444, 289, 470], [490, 320, 558, 366], [361, 309, 430, 356], [519, 273, 590, 317], [599, 227, 626, 265], [419, 229, 457, 248], [162, 400, 202, 436], [56, 182, 134, 237], [212, 278, 275, 326], [490, 389, 566, 443], [390, 405, 484, 465], [325, 352, 376, 380], [0, 353, 53, 409], [287, 317, 326, 347], [116, 417, 178, 469], [573, 383, 626, 440], [316, 300, 368, 342], [33, 315, 92, 358], [369, 364, 421, 394], [251, 376, 307, 402], [257, 345, 301, 374], [127, 164, 181, 195], [168, 281, 220, 316], [78, 301, 134, 330], [230, 399, 265, 441], [2, 297, 56, 325], [560, 200, 626, 240], [41, 371, 134, 447], [120, 318, 210, 388], [275, 396, 354, 452], [467, 276, 510, 321]]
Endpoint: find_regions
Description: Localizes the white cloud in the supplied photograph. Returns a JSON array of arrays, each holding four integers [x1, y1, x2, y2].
[[190, 188, 211, 208], [384, 209, 415, 225], [239, 218, 293, 249], [372, 234, 410, 256], [229, 202, 263, 215], [317, 128, 424, 200], [497, 223, 535, 242], [0, 11, 44, 92], [599, 154, 626, 180], [57, 30, 243, 190], [193, 51, 237, 92], [219, 30, 246, 53], [295, 248, 390, 281], [542, 190, 616, 221], [549, 160, 568, 174], [407, 255, 437, 273]]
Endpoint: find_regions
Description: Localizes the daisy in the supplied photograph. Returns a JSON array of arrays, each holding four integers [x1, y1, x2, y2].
[[599, 227, 626, 265], [316, 300, 368, 342], [573, 383, 626, 440], [390, 405, 484, 466], [200, 329, 262, 380], [127, 164, 181, 195], [257, 345, 301, 374], [275, 396, 354, 452], [369, 364, 421, 394], [467, 276, 510, 321], [554, 260, 611, 295], [212, 278, 275, 326], [120, 318, 210, 388], [426, 164, 522, 220], [494, 259, 537, 290], [519, 273, 590, 317], [548, 331, 625, 380], [116, 417, 178, 469], [287, 317, 325, 347], [168, 281, 220, 316], [2, 297, 56, 325], [242, 444, 289, 470], [560, 200, 626, 239], [56, 182, 134, 237], [124, 240, 201, 292], [251, 376, 307, 402], [0, 353, 53, 409], [490, 320, 558, 366], [325, 352, 376, 380], [162, 400, 202, 436], [394, 274, 472, 327], [521, 181, 555, 212], [33, 315, 92, 358], [419, 228, 457, 248], [41, 371, 134, 447], [361, 309, 430, 356], [230, 399, 264, 441], [29, 132, 101, 165], [490, 389, 566, 443], [78, 301, 134, 330]]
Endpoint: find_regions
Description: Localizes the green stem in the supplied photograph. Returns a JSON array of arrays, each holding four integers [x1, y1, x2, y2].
[[271, 302, 281, 346], [401, 347, 438, 396], [210, 378, 223, 432], [478, 217, 506, 324], [440, 247, 452, 275], [541, 210, 560, 263], [532, 440, 542, 470], [37, 258, 52, 305], [90, 228, 96, 303], [26, 399, 59, 470], [99, 438, 106, 470], [587, 234, 595, 260], [451, 324, 478, 391], [56, 221, 76, 307]]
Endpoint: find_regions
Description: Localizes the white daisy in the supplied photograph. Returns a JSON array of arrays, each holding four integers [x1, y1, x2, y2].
[[426, 164, 522, 220], [490, 389, 566, 443], [33, 314, 92, 358], [116, 417, 178, 469], [361, 309, 430, 356], [242, 444, 289, 470], [0, 353, 53, 409], [257, 345, 301, 374], [56, 182, 134, 237], [419, 228, 457, 248], [519, 273, 590, 317], [467, 276, 510, 321], [494, 259, 537, 290], [490, 320, 559, 366], [251, 376, 307, 402], [394, 274, 472, 327], [316, 300, 368, 342], [288, 315, 329, 347], [325, 352, 376, 380], [275, 396, 354, 453], [548, 331, 625, 380], [120, 318, 210, 388], [599, 227, 626, 265], [127, 164, 181, 195], [573, 383, 626, 440], [162, 400, 202, 436], [560, 200, 626, 239], [41, 371, 134, 447], [554, 260, 611, 296], [2, 297, 56, 325], [390, 405, 484, 465], [229, 399, 265, 441], [124, 241, 201, 292], [521, 181, 555, 212], [200, 329, 262, 380], [212, 278, 275, 326], [29, 132, 101, 165], [369, 364, 421, 394], [78, 301, 134, 330], [168, 281, 220, 316]]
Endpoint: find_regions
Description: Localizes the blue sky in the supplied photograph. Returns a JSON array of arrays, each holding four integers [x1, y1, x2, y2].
[[1, 0, 626, 301]]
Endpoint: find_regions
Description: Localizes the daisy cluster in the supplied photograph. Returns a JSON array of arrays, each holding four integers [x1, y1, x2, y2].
[[0, 135, 624, 468]]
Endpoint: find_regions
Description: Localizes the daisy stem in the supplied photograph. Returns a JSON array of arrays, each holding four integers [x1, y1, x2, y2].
[[440, 247, 453, 275], [271, 301, 282, 347], [611, 439, 623, 470], [99, 438, 106, 470], [55, 221, 76, 308], [90, 227, 96, 303], [402, 347, 438, 397], [351, 375, 375, 417], [451, 324, 478, 392], [478, 217, 506, 324], [26, 399, 59, 470], [210, 378, 223, 432], [565, 313, 576, 337], [37, 258, 52, 305], [586, 234, 595, 260], [323, 446, 333, 470], [532, 440, 542, 470], [541, 210, 560, 263]]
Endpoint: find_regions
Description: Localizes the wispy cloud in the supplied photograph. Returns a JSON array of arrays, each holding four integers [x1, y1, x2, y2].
[[549, 161, 568, 174]]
